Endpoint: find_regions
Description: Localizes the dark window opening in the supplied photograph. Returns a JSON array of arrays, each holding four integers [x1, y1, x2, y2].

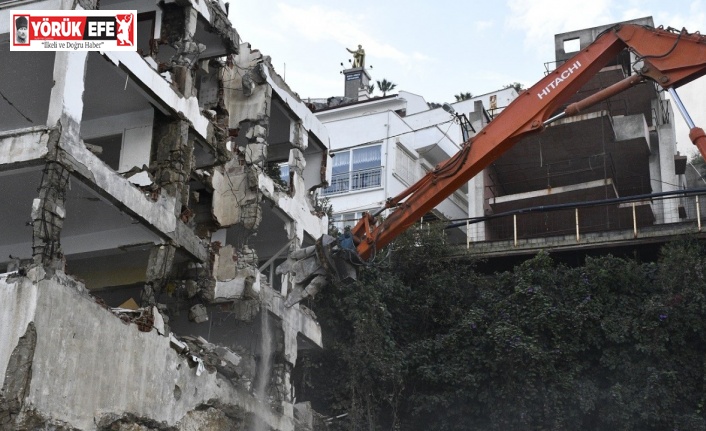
[[85, 134, 123, 171], [137, 12, 156, 57], [563, 37, 580, 53]]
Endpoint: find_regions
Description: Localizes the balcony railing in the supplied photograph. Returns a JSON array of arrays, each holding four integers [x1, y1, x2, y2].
[[459, 189, 706, 249], [323, 167, 382, 196]]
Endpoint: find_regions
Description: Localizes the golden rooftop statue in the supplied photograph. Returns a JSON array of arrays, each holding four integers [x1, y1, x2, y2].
[[346, 44, 365, 68]]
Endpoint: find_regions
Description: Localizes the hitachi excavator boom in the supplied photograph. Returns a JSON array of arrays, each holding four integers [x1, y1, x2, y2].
[[280, 23, 706, 307]]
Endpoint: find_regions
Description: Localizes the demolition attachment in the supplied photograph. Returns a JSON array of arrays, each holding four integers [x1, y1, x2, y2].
[[277, 234, 359, 307]]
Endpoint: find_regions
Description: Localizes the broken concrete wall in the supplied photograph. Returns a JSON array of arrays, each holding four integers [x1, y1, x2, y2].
[[208, 46, 271, 236], [160, 3, 187, 47], [0, 275, 39, 395], [215, 44, 329, 241], [223, 44, 271, 165], [157, 3, 199, 97], [0, 268, 294, 431], [0, 322, 36, 429], [211, 161, 263, 229], [224, 45, 271, 128], [164, 275, 322, 420], [212, 244, 262, 301], [258, 174, 329, 248], [157, 0, 239, 100]]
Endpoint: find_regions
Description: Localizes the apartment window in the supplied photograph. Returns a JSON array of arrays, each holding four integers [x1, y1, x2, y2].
[[395, 146, 418, 186], [324, 145, 382, 195]]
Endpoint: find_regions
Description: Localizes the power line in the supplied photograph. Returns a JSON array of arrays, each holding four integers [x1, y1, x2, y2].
[[0, 89, 33, 123]]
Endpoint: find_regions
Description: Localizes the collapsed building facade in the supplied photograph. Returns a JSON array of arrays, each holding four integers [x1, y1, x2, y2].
[[0, 0, 331, 429]]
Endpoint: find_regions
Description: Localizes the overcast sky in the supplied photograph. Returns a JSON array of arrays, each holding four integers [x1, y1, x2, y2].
[[229, 0, 706, 154]]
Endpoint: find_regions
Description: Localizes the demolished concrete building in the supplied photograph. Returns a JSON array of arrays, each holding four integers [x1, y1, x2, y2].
[[0, 0, 332, 429], [469, 17, 691, 259]]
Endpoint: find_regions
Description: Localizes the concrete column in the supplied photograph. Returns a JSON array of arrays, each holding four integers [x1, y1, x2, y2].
[[35, 51, 88, 269], [141, 244, 176, 305], [47, 51, 87, 126], [152, 115, 193, 216], [657, 102, 679, 224], [31, 160, 69, 269], [467, 175, 486, 241]]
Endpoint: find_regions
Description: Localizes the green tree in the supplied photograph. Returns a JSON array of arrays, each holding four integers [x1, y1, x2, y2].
[[504, 82, 525, 93], [367, 83, 375, 95], [301, 226, 706, 430], [376, 79, 397, 96], [454, 91, 472, 101]]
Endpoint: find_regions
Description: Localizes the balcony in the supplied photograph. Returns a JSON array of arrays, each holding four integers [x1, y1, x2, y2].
[[323, 167, 382, 196], [462, 190, 706, 257]]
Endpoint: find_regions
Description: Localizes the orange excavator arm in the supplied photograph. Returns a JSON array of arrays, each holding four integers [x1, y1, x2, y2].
[[351, 24, 706, 260], [281, 24, 706, 307]]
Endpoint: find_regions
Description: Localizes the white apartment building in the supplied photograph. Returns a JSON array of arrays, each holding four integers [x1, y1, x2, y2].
[[309, 82, 517, 241]]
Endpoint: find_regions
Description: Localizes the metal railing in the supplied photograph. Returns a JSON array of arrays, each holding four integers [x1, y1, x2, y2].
[[456, 189, 706, 248], [323, 167, 382, 196], [487, 106, 509, 120], [544, 60, 566, 75]]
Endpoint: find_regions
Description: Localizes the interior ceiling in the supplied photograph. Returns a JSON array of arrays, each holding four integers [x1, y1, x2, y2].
[[0, 46, 54, 131], [268, 99, 294, 162], [0, 165, 158, 254], [305, 132, 326, 155], [62, 177, 143, 236], [269, 99, 293, 146], [82, 52, 152, 121]]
